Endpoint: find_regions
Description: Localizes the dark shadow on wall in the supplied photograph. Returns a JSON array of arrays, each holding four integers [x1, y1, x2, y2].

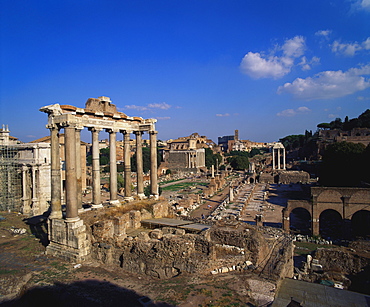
[[0, 279, 174, 307]]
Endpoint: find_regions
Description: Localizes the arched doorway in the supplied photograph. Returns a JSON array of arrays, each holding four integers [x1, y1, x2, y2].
[[351, 210, 370, 238], [319, 209, 343, 240], [289, 208, 311, 235]]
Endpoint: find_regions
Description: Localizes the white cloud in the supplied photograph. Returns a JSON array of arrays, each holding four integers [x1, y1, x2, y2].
[[352, 0, 370, 12], [147, 102, 171, 109], [315, 30, 332, 39], [277, 64, 370, 100], [277, 106, 311, 117], [328, 114, 338, 119], [331, 37, 370, 56], [240, 36, 307, 79], [122, 102, 171, 111], [357, 96, 370, 100], [156, 116, 171, 120], [216, 113, 230, 117], [299, 56, 320, 71], [123, 105, 148, 111]]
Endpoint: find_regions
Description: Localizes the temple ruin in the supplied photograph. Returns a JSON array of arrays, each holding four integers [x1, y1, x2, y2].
[[40, 96, 159, 261]]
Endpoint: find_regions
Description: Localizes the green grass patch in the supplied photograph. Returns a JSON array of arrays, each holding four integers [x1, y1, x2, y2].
[[162, 182, 207, 192], [0, 268, 19, 275], [294, 241, 333, 255]]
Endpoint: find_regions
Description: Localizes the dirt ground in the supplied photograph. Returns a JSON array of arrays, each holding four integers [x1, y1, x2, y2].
[[0, 211, 272, 306]]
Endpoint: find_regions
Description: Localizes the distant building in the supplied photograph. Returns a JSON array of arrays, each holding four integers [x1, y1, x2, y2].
[[163, 133, 209, 172], [318, 127, 370, 154], [218, 129, 274, 152]]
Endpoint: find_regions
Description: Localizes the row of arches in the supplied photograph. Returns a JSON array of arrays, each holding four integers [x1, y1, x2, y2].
[[289, 207, 370, 239]]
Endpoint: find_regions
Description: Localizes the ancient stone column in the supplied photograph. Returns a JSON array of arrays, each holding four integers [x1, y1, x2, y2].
[[277, 148, 281, 169], [272, 148, 275, 170], [123, 130, 133, 200], [64, 126, 79, 222], [21, 165, 31, 215], [211, 165, 214, 178], [108, 129, 119, 204], [150, 130, 158, 198], [49, 125, 63, 219], [75, 127, 83, 212], [134, 131, 145, 199], [90, 127, 102, 208], [283, 148, 286, 170], [311, 194, 319, 236]]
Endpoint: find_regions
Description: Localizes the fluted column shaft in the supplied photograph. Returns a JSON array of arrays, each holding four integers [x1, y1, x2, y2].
[[123, 131, 132, 199], [277, 149, 281, 169], [49, 126, 62, 219], [150, 131, 158, 197], [108, 129, 118, 202], [272, 149, 275, 170], [75, 128, 83, 211], [90, 128, 102, 207], [135, 131, 144, 198], [64, 126, 79, 221]]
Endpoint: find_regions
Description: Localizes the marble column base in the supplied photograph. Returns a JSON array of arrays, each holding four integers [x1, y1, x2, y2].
[[110, 200, 121, 206], [137, 193, 146, 200]]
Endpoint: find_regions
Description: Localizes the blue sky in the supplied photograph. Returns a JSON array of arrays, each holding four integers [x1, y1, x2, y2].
[[1, 0, 369, 143]]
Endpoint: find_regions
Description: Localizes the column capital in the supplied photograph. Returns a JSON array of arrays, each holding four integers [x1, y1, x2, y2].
[[149, 130, 158, 135], [121, 129, 132, 135], [88, 127, 102, 133], [106, 128, 119, 134], [47, 124, 60, 130], [75, 125, 84, 132], [134, 130, 144, 136]]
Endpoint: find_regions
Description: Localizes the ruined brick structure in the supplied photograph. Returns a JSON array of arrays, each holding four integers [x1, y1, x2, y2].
[[283, 187, 370, 236]]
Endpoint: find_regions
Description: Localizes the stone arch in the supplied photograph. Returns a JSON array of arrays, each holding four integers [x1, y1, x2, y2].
[[319, 209, 343, 239], [289, 207, 311, 235], [316, 189, 342, 203], [351, 210, 370, 238], [284, 200, 312, 234], [346, 190, 370, 219]]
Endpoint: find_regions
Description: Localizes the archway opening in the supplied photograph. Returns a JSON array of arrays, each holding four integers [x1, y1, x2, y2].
[[319, 209, 343, 240], [249, 177, 254, 184], [351, 210, 370, 238], [289, 207, 311, 235]]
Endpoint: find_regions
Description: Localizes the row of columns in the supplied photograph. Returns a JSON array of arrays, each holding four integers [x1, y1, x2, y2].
[[48, 124, 158, 221], [272, 147, 286, 170]]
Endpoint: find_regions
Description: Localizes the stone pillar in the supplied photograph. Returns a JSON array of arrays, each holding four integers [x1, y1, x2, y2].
[[149, 131, 158, 198], [272, 149, 275, 170], [277, 148, 281, 169], [108, 129, 119, 205], [229, 186, 234, 202], [311, 195, 319, 236], [21, 165, 31, 215], [123, 131, 133, 201], [64, 126, 79, 222], [211, 165, 214, 178], [282, 208, 290, 232], [90, 128, 102, 208], [31, 166, 39, 215], [341, 195, 351, 239], [135, 131, 145, 199], [49, 125, 63, 219], [283, 148, 286, 170], [75, 127, 83, 213]]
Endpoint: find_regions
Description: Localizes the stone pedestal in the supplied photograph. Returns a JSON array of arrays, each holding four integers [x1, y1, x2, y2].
[[46, 218, 90, 262]]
